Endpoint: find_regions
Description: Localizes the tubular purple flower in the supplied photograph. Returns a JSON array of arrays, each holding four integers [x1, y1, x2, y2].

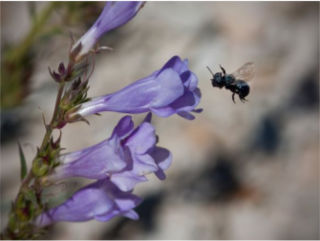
[[71, 1, 144, 60], [35, 179, 142, 227], [49, 113, 172, 191], [73, 56, 202, 120]]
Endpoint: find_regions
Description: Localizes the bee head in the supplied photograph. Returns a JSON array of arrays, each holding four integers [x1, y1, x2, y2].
[[212, 72, 224, 88]]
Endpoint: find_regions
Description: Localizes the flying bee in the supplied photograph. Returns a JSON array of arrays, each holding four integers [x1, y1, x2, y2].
[[206, 62, 255, 103]]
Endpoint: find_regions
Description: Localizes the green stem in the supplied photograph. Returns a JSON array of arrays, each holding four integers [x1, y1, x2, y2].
[[1, 82, 66, 239]]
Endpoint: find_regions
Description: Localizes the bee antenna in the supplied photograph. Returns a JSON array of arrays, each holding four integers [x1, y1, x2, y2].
[[206, 66, 214, 76], [219, 65, 226, 75]]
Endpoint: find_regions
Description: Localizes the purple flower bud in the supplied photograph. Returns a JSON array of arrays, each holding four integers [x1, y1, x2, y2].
[[58, 62, 66, 75], [35, 179, 142, 227], [49, 114, 172, 191], [74, 56, 202, 120], [48, 67, 62, 82], [71, 1, 144, 60]]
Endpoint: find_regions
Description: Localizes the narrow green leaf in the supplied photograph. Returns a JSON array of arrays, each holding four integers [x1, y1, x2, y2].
[[18, 141, 28, 180]]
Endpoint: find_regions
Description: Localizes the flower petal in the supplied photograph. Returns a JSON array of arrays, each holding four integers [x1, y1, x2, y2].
[[111, 171, 148, 192], [151, 69, 184, 108], [158, 56, 189, 75], [177, 111, 195, 120], [111, 115, 134, 138], [125, 122, 156, 154], [149, 147, 172, 180]]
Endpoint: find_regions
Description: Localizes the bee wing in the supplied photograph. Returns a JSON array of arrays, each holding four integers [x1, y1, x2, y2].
[[231, 62, 255, 82]]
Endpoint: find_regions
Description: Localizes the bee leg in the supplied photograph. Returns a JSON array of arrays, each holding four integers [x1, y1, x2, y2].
[[232, 93, 236, 103], [240, 97, 248, 103]]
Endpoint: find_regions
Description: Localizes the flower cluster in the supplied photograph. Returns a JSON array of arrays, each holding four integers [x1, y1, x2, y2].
[[35, 1, 202, 227], [36, 114, 172, 226]]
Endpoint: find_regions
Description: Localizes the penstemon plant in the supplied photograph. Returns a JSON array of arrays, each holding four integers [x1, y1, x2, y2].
[[1, 2, 202, 239]]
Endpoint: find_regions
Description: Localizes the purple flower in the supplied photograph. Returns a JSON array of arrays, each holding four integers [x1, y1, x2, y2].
[[110, 114, 172, 191], [71, 1, 144, 60], [74, 56, 202, 120], [49, 114, 172, 191], [35, 179, 142, 227]]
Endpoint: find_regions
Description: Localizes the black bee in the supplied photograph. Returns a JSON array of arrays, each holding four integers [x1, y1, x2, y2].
[[207, 63, 254, 103]]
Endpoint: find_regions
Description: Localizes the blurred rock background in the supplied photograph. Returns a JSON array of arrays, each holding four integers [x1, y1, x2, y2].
[[1, 2, 319, 239]]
